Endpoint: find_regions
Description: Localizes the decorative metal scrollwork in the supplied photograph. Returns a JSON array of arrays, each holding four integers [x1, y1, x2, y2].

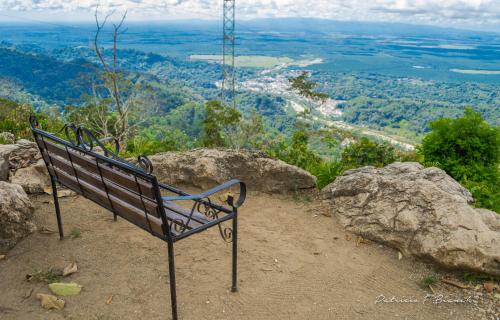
[[172, 219, 187, 234], [197, 201, 221, 220], [29, 115, 39, 129], [29, 116, 154, 175], [62, 123, 79, 146], [137, 155, 154, 174], [196, 198, 233, 243], [220, 227, 233, 242]]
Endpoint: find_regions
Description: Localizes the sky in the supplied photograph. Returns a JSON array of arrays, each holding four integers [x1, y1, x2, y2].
[[0, 0, 499, 32]]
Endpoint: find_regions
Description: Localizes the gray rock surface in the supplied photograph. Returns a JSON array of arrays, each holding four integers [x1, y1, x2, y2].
[[149, 148, 316, 193], [322, 162, 500, 276], [0, 181, 36, 252], [0, 139, 40, 181], [10, 159, 50, 194], [0, 150, 9, 181]]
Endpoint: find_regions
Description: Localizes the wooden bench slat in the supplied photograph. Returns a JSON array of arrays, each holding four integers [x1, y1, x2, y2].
[[45, 151, 161, 218], [46, 152, 217, 233], [47, 157, 200, 231], [51, 167, 166, 236], [40, 138, 156, 199]]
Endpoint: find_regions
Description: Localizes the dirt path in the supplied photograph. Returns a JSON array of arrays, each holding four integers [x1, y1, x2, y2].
[[0, 192, 490, 319]]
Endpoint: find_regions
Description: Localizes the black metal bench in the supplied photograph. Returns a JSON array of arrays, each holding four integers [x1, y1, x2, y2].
[[29, 116, 246, 320]]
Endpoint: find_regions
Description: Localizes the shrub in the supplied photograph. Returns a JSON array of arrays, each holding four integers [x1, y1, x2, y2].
[[420, 108, 499, 212], [0, 98, 32, 139], [341, 137, 397, 169], [125, 126, 194, 156], [0, 98, 63, 140]]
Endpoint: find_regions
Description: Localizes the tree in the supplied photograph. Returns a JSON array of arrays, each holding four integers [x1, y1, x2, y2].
[[91, 5, 137, 147], [420, 108, 499, 211], [233, 111, 266, 149], [420, 108, 499, 182], [201, 100, 241, 148], [288, 71, 329, 103]]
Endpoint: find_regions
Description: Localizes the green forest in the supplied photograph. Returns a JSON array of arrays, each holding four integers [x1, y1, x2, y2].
[[0, 38, 498, 213]]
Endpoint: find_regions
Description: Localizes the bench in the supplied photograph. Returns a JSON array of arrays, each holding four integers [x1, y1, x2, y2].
[[29, 116, 246, 320]]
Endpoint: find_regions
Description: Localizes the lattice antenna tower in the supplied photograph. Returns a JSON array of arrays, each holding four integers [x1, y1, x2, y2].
[[222, 0, 236, 108]]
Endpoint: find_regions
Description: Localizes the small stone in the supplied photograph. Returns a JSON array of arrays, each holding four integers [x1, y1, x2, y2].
[[36, 293, 65, 310], [483, 282, 495, 293], [0, 255, 5, 261], [23, 288, 33, 299], [62, 262, 78, 277], [48, 282, 82, 296]]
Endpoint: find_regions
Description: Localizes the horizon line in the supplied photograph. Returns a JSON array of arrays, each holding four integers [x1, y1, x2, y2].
[[0, 16, 498, 35]]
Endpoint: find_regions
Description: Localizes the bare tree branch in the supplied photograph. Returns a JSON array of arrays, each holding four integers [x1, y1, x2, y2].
[[93, 5, 130, 146]]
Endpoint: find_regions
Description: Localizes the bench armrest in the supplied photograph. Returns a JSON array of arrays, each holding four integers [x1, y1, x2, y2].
[[162, 179, 247, 208]]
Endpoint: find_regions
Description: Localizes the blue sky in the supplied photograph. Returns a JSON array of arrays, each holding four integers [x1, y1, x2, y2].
[[0, 0, 499, 32]]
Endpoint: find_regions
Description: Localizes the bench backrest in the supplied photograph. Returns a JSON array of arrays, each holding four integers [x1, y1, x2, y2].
[[31, 122, 169, 239]]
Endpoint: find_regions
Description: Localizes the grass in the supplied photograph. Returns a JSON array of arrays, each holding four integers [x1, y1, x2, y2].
[[26, 268, 63, 283], [69, 228, 81, 239], [419, 275, 438, 289], [462, 272, 498, 284]]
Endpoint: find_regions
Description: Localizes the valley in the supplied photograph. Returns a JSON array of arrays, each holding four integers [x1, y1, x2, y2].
[[0, 19, 498, 148]]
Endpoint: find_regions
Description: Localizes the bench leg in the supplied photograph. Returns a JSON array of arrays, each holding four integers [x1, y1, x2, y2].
[[50, 176, 64, 240], [167, 241, 178, 320], [231, 209, 238, 292]]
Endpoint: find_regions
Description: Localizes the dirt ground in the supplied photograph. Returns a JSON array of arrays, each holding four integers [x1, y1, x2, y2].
[[0, 191, 497, 320]]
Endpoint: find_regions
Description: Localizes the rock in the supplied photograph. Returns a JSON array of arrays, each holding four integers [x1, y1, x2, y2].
[[0, 181, 36, 252], [322, 162, 500, 276], [36, 293, 65, 310], [483, 282, 495, 293], [10, 159, 50, 194], [0, 132, 15, 144], [148, 148, 316, 193], [0, 139, 40, 180], [0, 150, 8, 181], [48, 282, 82, 296], [62, 262, 78, 277], [43, 187, 76, 198]]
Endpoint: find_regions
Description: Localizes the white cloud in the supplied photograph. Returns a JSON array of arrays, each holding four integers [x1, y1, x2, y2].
[[0, 0, 499, 30]]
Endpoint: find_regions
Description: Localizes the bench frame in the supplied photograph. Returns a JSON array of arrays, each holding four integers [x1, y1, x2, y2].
[[29, 116, 246, 320]]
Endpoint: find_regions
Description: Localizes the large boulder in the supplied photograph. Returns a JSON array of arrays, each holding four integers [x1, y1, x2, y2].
[[0, 139, 40, 181], [322, 162, 500, 276], [10, 159, 51, 194], [149, 148, 316, 193], [0, 181, 36, 252], [0, 150, 9, 181]]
